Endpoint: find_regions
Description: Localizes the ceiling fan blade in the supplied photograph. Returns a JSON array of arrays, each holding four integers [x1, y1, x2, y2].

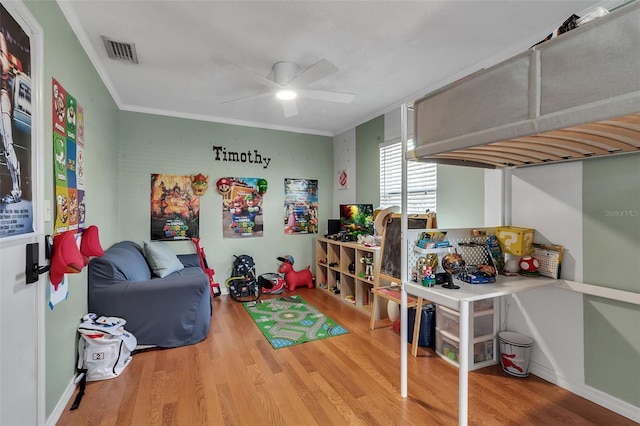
[[220, 91, 273, 105], [297, 89, 355, 104], [223, 62, 281, 89], [288, 58, 338, 88], [282, 100, 298, 118]]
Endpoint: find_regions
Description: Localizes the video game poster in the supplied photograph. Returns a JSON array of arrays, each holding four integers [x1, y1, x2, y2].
[[216, 176, 266, 239], [0, 6, 34, 239], [150, 173, 200, 241], [284, 178, 318, 235], [53, 78, 85, 236]]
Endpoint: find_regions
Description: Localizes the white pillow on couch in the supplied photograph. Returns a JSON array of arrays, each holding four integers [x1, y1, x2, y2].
[[143, 241, 184, 278]]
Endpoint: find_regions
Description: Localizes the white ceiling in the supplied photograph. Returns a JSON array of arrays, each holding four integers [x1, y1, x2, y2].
[[58, 1, 614, 137]]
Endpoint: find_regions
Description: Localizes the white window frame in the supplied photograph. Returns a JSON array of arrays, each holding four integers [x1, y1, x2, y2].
[[379, 137, 436, 214]]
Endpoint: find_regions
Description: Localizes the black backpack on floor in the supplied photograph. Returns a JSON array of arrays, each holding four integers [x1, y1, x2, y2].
[[227, 255, 259, 302]]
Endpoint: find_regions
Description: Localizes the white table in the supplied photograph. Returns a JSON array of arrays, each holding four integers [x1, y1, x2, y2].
[[401, 275, 559, 426]]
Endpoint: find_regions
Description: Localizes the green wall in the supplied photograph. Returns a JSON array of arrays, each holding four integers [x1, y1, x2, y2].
[[583, 153, 640, 406], [117, 112, 333, 283], [436, 165, 485, 228], [355, 116, 383, 204], [25, 0, 121, 417]]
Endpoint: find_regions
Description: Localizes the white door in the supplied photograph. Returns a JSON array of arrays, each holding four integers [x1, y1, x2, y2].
[[0, 2, 44, 424], [0, 235, 44, 426]]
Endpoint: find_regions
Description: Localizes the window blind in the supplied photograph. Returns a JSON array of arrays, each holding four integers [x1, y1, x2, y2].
[[379, 138, 436, 214]]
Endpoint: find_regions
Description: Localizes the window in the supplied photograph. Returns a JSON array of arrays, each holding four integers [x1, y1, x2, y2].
[[379, 138, 436, 214]]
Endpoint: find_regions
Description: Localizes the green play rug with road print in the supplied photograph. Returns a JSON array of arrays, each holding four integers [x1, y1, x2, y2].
[[243, 295, 349, 349]]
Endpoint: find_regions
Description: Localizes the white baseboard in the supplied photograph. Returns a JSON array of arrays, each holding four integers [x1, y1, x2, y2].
[[530, 361, 640, 423], [45, 377, 76, 426]]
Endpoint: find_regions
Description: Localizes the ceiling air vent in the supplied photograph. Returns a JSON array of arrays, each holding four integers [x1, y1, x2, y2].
[[101, 36, 138, 64]]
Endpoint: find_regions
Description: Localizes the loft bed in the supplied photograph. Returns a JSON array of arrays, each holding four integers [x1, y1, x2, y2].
[[398, 0, 640, 305], [407, 1, 640, 169], [397, 4, 640, 419]]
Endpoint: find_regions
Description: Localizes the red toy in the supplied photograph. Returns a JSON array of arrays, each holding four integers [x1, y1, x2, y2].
[[50, 231, 84, 289], [519, 256, 539, 272], [277, 255, 314, 291], [258, 273, 286, 295], [192, 237, 221, 298]]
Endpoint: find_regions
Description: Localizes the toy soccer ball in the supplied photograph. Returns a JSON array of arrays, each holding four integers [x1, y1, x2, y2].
[[519, 256, 539, 272]]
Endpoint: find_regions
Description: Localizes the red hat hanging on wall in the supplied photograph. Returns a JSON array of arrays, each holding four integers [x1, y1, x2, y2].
[[80, 225, 104, 265], [49, 231, 84, 289]]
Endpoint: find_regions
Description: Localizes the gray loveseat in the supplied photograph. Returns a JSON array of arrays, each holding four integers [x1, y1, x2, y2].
[[88, 241, 212, 347]]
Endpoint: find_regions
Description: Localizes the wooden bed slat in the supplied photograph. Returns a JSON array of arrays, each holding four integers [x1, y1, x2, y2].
[[488, 142, 567, 160], [433, 152, 525, 166], [544, 130, 637, 152], [459, 147, 544, 163], [429, 154, 506, 168], [515, 136, 610, 155], [566, 124, 640, 149]]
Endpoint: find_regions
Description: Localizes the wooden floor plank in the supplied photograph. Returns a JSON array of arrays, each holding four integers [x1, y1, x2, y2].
[[57, 289, 636, 425]]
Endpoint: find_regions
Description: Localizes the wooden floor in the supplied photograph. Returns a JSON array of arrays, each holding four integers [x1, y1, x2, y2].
[[58, 289, 635, 425]]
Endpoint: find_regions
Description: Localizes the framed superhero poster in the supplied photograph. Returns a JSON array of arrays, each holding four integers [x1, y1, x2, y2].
[[284, 178, 318, 234], [0, 6, 34, 239], [150, 174, 200, 240], [216, 177, 267, 239]]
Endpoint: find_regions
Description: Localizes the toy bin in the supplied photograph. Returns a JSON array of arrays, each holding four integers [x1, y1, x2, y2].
[[473, 298, 494, 312], [473, 339, 494, 364], [474, 314, 494, 337], [499, 331, 533, 377], [436, 305, 460, 336], [436, 305, 494, 338], [495, 226, 535, 256], [436, 331, 459, 363], [408, 304, 435, 347]]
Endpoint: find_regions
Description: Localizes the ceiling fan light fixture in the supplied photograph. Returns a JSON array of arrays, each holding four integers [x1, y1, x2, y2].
[[276, 90, 297, 100]]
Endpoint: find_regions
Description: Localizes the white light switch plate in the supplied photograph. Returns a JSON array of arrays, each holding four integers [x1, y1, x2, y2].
[[44, 199, 52, 222]]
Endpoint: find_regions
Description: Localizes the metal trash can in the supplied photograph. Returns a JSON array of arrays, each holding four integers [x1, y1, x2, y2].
[[499, 331, 533, 377]]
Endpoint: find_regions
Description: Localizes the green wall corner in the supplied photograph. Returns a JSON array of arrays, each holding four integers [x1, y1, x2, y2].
[[583, 153, 640, 407], [355, 116, 384, 205]]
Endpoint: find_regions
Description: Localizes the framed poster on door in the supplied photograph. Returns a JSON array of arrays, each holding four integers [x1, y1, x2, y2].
[[0, 3, 36, 240]]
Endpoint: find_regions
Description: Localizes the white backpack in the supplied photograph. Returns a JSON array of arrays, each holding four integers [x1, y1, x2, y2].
[[70, 314, 137, 410]]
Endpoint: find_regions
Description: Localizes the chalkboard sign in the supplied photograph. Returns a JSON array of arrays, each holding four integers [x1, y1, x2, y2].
[[378, 214, 431, 282], [379, 216, 402, 281]]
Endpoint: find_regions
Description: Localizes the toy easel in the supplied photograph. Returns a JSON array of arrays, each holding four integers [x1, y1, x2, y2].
[[425, 211, 437, 229], [371, 210, 437, 356]]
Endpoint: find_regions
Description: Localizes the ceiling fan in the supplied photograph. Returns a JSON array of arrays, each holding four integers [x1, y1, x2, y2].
[[221, 59, 355, 118]]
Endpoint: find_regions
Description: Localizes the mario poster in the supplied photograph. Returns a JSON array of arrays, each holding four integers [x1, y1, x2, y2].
[[150, 174, 200, 240], [216, 177, 266, 239], [52, 78, 86, 235], [283, 178, 318, 235]]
